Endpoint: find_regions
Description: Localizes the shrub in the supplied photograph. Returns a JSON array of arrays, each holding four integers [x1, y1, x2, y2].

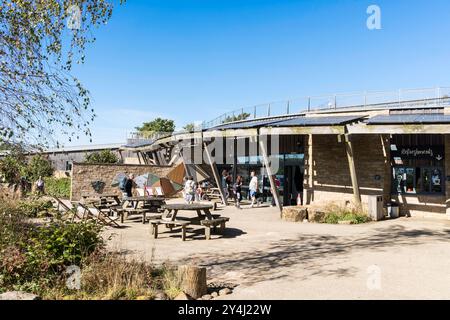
[[321, 203, 371, 224], [17, 199, 55, 218], [0, 155, 26, 184], [44, 177, 71, 198], [22, 154, 54, 182], [0, 211, 104, 295], [84, 150, 119, 164]]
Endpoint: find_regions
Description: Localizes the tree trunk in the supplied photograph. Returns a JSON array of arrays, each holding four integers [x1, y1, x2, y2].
[[177, 265, 207, 299]]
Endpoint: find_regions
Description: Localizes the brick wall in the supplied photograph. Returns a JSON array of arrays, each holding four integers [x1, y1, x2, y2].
[[70, 163, 173, 201], [304, 133, 448, 218]]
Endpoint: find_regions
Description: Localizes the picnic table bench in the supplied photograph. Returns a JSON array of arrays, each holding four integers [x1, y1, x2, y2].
[[201, 217, 230, 240], [161, 203, 214, 221], [149, 220, 190, 241]]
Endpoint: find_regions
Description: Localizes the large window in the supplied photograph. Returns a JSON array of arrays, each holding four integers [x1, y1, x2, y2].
[[391, 135, 444, 195]]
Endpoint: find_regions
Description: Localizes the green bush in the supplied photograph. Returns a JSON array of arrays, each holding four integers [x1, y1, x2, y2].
[[0, 206, 104, 295], [0, 155, 26, 183], [17, 199, 55, 218], [22, 154, 54, 182], [321, 203, 371, 224], [324, 212, 340, 224], [44, 177, 71, 198], [84, 150, 119, 164]]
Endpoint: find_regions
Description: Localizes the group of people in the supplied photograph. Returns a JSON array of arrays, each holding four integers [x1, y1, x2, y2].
[[182, 171, 261, 209], [182, 176, 211, 204], [221, 170, 260, 209]]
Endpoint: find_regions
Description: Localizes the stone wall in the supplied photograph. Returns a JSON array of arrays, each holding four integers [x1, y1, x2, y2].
[[305, 134, 386, 210], [70, 163, 173, 201], [304, 133, 448, 218]]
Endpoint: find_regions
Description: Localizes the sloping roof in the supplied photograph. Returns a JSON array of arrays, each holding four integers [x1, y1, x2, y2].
[[210, 116, 301, 130], [269, 115, 366, 127], [366, 113, 450, 125], [40, 143, 123, 154]]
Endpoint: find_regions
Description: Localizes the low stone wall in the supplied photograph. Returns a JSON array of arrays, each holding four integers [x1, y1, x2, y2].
[[70, 163, 173, 201]]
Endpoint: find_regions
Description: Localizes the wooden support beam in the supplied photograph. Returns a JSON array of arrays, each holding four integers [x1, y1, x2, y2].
[[380, 134, 392, 209], [344, 135, 361, 205], [304, 134, 314, 205], [259, 138, 282, 212], [203, 142, 227, 205]]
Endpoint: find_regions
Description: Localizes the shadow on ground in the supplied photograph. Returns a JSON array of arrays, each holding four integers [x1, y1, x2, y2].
[[175, 224, 450, 286]]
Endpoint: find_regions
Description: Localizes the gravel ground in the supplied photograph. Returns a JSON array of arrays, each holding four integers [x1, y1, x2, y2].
[[103, 200, 450, 300]]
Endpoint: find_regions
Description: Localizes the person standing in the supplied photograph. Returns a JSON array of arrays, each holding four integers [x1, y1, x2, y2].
[[221, 170, 229, 201], [233, 175, 243, 209], [35, 176, 45, 195], [184, 176, 196, 204], [249, 171, 259, 208]]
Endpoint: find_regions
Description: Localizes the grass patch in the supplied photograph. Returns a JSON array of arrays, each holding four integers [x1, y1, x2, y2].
[[322, 203, 371, 224]]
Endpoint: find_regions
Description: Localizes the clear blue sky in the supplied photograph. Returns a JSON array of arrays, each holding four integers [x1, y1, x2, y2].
[[67, 0, 450, 146]]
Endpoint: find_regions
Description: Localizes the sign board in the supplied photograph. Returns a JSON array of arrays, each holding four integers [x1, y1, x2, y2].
[[391, 145, 444, 161]]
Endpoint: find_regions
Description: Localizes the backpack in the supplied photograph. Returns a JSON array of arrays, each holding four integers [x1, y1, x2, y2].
[[119, 176, 127, 191]]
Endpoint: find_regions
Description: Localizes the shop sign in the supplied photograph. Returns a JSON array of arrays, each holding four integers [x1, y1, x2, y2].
[[391, 145, 444, 161]]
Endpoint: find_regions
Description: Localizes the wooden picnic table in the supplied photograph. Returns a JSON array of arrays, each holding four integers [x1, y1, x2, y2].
[[123, 196, 166, 209], [81, 193, 121, 206], [161, 203, 214, 221]]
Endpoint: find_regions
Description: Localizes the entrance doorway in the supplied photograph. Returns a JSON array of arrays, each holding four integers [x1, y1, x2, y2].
[[283, 165, 304, 206]]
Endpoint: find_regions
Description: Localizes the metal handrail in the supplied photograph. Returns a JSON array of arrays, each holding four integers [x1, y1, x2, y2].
[[201, 86, 450, 129]]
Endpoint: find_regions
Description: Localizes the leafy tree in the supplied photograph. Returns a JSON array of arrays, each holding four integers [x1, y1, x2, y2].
[[84, 149, 119, 164], [0, 0, 118, 147], [22, 154, 54, 182], [136, 118, 175, 136], [0, 154, 26, 183], [222, 112, 251, 124], [183, 123, 197, 132]]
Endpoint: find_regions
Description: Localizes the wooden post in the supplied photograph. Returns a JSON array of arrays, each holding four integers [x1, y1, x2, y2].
[[345, 134, 361, 205], [305, 134, 314, 205], [177, 265, 207, 299], [259, 138, 282, 212], [380, 134, 392, 209], [203, 142, 227, 205]]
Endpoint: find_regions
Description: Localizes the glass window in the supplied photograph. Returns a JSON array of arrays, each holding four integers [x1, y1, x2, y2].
[[393, 166, 444, 195]]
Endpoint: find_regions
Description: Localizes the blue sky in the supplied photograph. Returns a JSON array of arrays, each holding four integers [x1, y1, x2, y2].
[[67, 0, 450, 146]]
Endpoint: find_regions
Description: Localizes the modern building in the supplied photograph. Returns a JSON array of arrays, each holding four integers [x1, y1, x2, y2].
[[33, 143, 136, 177], [122, 87, 450, 219]]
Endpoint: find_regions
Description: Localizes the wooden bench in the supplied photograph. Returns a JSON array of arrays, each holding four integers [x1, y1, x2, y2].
[[121, 208, 152, 224], [149, 220, 190, 241], [200, 217, 230, 240]]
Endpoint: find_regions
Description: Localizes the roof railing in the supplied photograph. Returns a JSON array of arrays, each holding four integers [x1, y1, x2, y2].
[[201, 86, 450, 129]]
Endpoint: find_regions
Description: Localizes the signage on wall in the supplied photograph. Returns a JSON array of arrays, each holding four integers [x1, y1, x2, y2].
[[391, 145, 444, 161]]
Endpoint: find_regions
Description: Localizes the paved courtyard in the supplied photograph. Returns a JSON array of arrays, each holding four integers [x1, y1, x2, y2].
[[104, 201, 450, 300]]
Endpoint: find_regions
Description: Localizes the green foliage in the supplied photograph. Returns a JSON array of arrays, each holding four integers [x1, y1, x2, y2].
[[26, 221, 103, 270], [183, 123, 197, 132], [22, 155, 54, 182], [0, 0, 117, 146], [44, 177, 71, 199], [321, 203, 371, 224], [222, 112, 251, 124], [136, 118, 176, 135], [17, 199, 55, 218], [0, 203, 104, 295], [0, 154, 26, 183], [84, 149, 119, 164]]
